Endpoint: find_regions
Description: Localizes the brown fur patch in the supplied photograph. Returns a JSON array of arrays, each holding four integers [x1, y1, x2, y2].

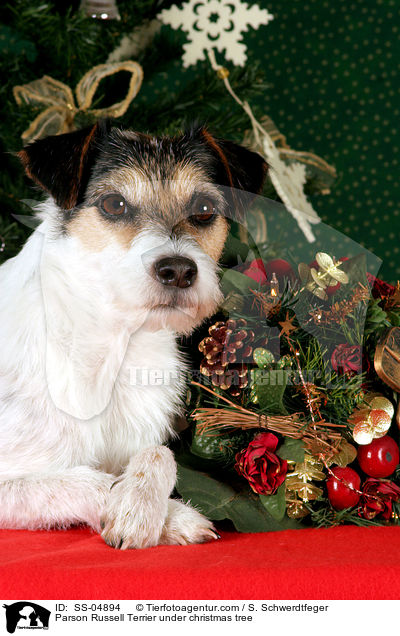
[[185, 215, 229, 262], [201, 129, 234, 188], [67, 207, 138, 252]]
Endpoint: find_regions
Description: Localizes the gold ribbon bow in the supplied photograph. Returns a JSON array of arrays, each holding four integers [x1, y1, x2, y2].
[[13, 60, 144, 144]]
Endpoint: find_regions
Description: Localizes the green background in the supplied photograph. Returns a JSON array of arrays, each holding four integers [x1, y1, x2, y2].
[[141, 0, 399, 282]]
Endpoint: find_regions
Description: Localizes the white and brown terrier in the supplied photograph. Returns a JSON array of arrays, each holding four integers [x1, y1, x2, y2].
[[0, 122, 266, 549]]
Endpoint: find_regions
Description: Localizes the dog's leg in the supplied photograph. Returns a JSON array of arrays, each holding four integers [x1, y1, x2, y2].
[[101, 446, 176, 550], [160, 499, 219, 545], [0, 467, 114, 532]]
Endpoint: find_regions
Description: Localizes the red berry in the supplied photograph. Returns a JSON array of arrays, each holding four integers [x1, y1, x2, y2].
[[325, 282, 341, 296], [357, 436, 399, 478], [326, 467, 361, 510]]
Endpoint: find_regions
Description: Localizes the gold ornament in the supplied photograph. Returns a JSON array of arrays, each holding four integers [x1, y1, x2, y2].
[[374, 327, 400, 393], [13, 61, 143, 143], [326, 439, 357, 467], [349, 393, 394, 445], [217, 67, 230, 80], [286, 493, 309, 519], [285, 454, 325, 503], [299, 253, 349, 300]]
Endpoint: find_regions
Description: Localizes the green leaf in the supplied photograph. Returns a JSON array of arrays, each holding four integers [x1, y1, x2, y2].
[[387, 310, 400, 327], [176, 464, 301, 533], [276, 438, 305, 463], [252, 369, 289, 414], [190, 431, 229, 461], [220, 268, 256, 295], [259, 484, 286, 521], [190, 425, 254, 463]]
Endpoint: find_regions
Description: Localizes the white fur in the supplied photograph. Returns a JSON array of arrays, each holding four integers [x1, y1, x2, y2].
[[0, 199, 220, 547]]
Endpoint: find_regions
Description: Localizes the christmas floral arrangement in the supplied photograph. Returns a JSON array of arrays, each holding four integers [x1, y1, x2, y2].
[[174, 229, 400, 532]]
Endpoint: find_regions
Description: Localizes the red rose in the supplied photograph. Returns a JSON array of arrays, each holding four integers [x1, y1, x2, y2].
[[359, 478, 400, 520], [331, 343, 368, 375], [340, 258, 396, 299], [366, 273, 396, 299], [235, 432, 287, 495]]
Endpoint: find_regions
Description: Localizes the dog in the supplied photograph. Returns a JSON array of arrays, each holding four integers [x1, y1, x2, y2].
[[0, 122, 266, 549]]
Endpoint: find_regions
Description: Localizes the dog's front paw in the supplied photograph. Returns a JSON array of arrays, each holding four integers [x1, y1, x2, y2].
[[160, 499, 220, 546], [100, 478, 168, 550]]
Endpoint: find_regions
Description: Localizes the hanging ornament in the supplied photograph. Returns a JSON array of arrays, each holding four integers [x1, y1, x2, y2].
[[263, 142, 321, 243], [198, 319, 255, 397], [349, 394, 394, 445], [80, 0, 121, 20], [243, 115, 337, 198], [13, 61, 143, 143], [158, 0, 273, 67]]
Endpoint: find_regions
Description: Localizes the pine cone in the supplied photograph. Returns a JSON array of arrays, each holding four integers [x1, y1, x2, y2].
[[199, 319, 255, 396]]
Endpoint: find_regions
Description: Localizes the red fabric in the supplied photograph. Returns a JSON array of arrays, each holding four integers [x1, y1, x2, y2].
[[1, 526, 400, 600]]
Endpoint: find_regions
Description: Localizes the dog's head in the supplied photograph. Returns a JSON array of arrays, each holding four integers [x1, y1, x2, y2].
[[19, 122, 267, 334]]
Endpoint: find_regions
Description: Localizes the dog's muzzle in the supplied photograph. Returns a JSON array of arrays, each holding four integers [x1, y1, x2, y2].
[[153, 256, 198, 289]]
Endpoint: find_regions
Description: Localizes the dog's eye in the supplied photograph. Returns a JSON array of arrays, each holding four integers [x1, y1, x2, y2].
[[190, 197, 216, 225], [100, 194, 127, 216]]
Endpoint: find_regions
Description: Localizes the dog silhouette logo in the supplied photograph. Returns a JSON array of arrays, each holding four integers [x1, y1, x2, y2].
[[2, 602, 50, 633]]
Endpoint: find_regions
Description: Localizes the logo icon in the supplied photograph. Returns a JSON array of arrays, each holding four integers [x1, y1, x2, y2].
[[2, 602, 50, 633]]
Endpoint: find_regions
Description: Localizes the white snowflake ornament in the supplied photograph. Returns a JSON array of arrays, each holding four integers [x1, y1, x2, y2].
[[158, 0, 273, 67]]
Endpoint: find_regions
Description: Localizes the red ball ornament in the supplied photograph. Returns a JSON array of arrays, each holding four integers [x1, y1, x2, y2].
[[326, 467, 361, 510], [357, 436, 399, 478], [264, 259, 295, 283]]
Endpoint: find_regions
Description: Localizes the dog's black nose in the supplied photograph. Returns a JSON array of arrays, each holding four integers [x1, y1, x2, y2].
[[154, 257, 198, 288]]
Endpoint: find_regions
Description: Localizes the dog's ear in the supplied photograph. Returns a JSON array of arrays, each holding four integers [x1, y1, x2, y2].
[[18, 122, 108, 209], [199, 128, 267, 195]]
